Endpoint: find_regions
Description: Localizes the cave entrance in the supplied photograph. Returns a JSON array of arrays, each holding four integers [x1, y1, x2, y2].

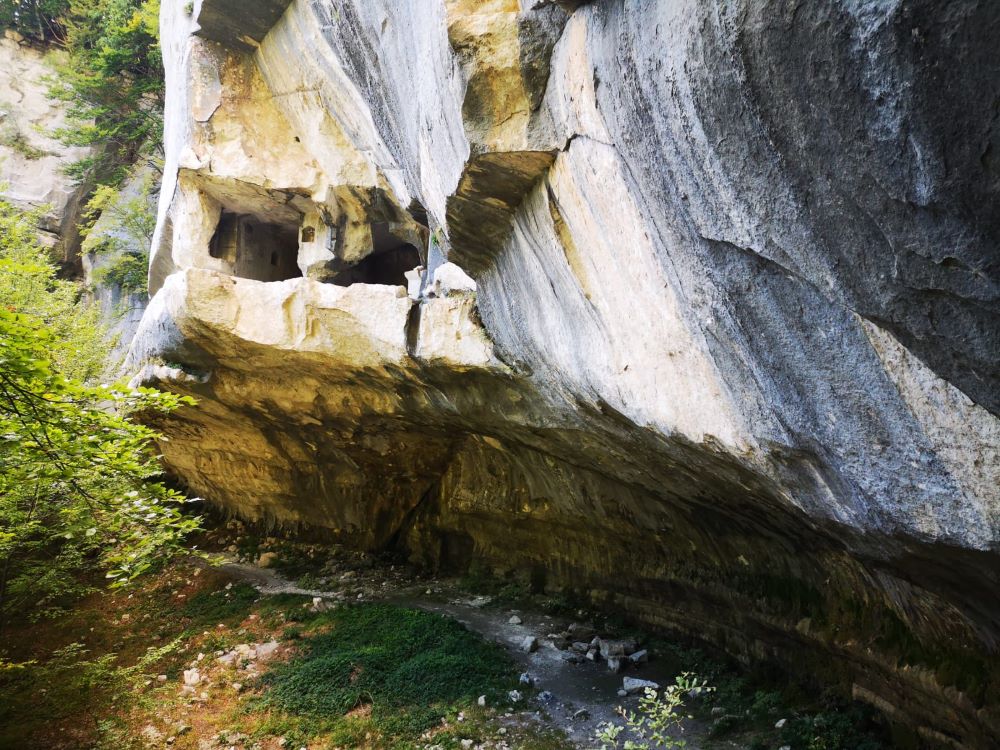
[[209, 211, 302, 282], [331, 221, 420, 287]]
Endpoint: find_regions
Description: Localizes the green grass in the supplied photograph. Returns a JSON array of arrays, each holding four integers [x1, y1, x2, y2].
[[256, 603, 517, 747]]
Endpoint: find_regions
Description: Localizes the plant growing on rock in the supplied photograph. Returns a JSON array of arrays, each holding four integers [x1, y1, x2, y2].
[[595, 674, 714, 750]]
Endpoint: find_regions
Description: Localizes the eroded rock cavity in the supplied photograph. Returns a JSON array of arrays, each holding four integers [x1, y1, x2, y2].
[[129, 1, 1000, 746]]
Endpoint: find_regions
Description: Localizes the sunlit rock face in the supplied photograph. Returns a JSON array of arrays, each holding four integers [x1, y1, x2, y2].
[[132, 1, 1000, 745], [0, 32, 91, 261]]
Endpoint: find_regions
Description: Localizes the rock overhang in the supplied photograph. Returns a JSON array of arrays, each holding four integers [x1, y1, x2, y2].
[[131, 1, 1000, 746]]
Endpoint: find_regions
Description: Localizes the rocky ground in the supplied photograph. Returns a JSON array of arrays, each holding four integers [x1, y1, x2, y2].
[[219, 558, 715, 748], [0, 518, 891, 749]]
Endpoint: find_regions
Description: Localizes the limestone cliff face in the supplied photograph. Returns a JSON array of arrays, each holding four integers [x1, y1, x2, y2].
[[0, 31, 91, 261], [130, 1, 1000, 745]]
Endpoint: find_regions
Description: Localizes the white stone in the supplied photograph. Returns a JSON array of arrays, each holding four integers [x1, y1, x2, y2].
[[429, 262, 477, 297]]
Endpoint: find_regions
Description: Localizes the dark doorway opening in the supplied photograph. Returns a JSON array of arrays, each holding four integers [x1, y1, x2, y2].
[[209, 211, 302, 282], [330, 222, 420, 287]]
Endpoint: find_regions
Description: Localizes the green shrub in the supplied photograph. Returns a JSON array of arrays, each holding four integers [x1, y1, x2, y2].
[[93, 250, 147, 294], [780, 706, 885, 750]]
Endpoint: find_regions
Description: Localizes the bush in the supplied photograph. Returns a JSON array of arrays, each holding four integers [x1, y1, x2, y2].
[[780, 706, 885, 750], [93, 250, 148, 294], [596, 674, 714, 750], [0, 197, 199, 627]]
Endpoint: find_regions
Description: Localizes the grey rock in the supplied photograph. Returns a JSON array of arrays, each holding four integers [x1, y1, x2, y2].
[[599, 640, 637, 659], [520, 636, 538, 653], [628, 649, 648, 664], [623, 677, 660, 695]]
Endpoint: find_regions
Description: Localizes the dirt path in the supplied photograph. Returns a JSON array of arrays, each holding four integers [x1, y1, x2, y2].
[[220, 560, 724, 749]]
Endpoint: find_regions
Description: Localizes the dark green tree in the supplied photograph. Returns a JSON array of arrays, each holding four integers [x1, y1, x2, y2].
[[47, 0, 163, 186], [0, 0, 69, 42]]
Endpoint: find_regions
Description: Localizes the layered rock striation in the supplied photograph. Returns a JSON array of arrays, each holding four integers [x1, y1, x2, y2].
[[130, 1, 1000, 746]]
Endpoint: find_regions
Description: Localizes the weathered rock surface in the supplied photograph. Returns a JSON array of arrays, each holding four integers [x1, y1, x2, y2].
[[130, 1, 1000, 746], [82, 164, 159, 366], [0, 33, 90, 261]]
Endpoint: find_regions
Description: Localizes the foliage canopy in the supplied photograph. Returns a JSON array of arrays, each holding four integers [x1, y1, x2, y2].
[[0, 195, 198, 629], [47, 0, 164, 186]]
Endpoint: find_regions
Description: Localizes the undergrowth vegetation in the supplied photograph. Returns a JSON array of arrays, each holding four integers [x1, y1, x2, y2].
[[256, 603, 517, 747]]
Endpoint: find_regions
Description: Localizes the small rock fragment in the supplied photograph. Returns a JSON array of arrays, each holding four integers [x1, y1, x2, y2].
[[509, 615, 522, 625], [623, 677, 659, 695], [257, 641, 280, 659], [600, 639, 638, 659], [477, 695, 487, 707], [775, 718, 787, 729], [257, 551, 278, 567], [607, 655, 625, 673], [573, 708, 590, 721], [520, 635, 538, 653], [508, 690, 523, 703], [629, 649, 648, 664], [519, 672, 534, 686]]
